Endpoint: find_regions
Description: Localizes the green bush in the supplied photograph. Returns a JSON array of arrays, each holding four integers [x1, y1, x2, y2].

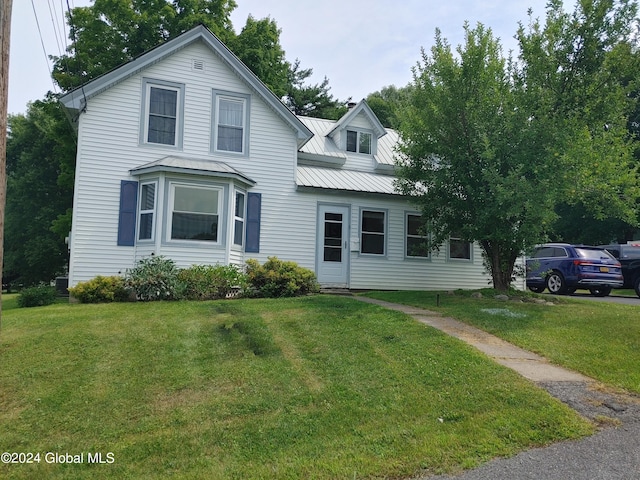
[[245, 257, 319, 298], [125, 256, 182, 301], [68, 276, 129, 303], [178, 264, 247, 300], [17, 284, 58, 308]]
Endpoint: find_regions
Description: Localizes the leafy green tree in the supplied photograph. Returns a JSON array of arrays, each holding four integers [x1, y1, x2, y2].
[[4, 98, 76, 286], [366, 85, 410, 129], [396, 0, 640, 291], [52, 0, 238, 91], [284, 59, 347, 120], [518, 0, 640, 243], [230, 15, 290, 98]]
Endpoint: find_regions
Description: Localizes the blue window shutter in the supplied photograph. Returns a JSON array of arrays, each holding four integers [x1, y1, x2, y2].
[[245, 192, 261, 253], [117, 180, 139, 246]]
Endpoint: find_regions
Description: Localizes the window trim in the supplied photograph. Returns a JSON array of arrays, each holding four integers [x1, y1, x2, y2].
[[137, 181, 158, 242], [360, 208, 387, 256], [405, 212, 430, 259], [211, 90, 250, 156], [232, 189, 246, 249], [448, 236, 472, 261], [346, 128, 373, 155], [166, 182, 223, 244], [140, 78, 185, 149]]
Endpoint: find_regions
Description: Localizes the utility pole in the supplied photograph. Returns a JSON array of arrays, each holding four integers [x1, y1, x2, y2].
[[0, 0, 13, 330]]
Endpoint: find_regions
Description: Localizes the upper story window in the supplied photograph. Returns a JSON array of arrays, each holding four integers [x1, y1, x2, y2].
[[141, 79, 184, 148], [346, 130, 372, 154], [138, 182, 157, 241], [169, 183, 221, 242], [213, 91, 250, 155]]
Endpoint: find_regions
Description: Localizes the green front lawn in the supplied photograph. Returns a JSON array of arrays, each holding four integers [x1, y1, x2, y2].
[[0, 296, 591, 479], [364, 290, 640, 394]]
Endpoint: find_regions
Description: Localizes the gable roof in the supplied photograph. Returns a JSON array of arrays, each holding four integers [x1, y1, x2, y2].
[[58, 24, 313, 147], [325, 99, 387, 139]]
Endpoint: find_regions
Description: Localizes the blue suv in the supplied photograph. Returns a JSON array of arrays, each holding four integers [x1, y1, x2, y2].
[[526, 243, 623, 296]]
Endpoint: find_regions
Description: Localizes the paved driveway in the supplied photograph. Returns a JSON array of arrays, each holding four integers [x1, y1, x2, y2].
[[560, 292, 640, 305]]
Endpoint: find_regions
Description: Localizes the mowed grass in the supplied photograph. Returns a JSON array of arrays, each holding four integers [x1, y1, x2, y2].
[[364, 290, 640, 395], [0, 295, 592, 479]]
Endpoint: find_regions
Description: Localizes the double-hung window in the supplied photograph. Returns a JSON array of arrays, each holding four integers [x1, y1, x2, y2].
[[346, 130, 372, 154], [169, 184, 221, 242], [142, 79, 184, 147], [138, 182, 157, 241], [449, 235, 472, 260], [406, 213, 429, 258], [233, 191, 245, 247], [361, 210, 386, 255], [213, 92, 249, 154]]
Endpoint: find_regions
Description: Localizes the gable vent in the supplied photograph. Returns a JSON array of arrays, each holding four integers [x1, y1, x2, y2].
[[192, 59, 205, 71]]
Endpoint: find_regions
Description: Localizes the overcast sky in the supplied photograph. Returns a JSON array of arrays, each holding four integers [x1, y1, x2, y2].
[[8, 0, 571, 115]]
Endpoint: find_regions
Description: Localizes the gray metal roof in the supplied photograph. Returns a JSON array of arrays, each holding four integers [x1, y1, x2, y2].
[[297, 116, 399, 169], [297, 166, 400, 195], [130, 156, 256, 185]]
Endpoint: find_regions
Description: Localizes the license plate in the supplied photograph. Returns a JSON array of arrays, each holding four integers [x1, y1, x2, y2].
[[600, 267, 609, 272]]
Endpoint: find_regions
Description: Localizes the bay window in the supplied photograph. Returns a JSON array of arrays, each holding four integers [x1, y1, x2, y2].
[[169, 184, 221, 242]]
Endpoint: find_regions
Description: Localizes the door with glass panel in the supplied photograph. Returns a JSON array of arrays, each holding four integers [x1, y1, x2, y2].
[[316, 205, 349, 287]]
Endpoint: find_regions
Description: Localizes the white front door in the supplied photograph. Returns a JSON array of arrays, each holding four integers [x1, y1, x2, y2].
[[316, 204, 350, 287]]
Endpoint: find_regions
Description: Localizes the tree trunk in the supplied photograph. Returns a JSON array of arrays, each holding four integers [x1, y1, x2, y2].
[[480, 240, 517, 292]]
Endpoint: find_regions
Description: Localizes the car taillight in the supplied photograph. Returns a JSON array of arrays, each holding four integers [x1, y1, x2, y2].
[[573, 260, 589, 265]]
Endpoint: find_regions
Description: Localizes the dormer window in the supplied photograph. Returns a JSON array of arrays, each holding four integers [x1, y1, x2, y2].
[[346, 130, 372, 154]]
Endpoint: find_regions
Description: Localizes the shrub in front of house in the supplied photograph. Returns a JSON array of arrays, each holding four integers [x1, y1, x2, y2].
[[17, 284, 58, 308], [125, 256, 182, 301], [245, 257, 320, 298], [178, 264, 247, 300], [68, 275, 130, 303]]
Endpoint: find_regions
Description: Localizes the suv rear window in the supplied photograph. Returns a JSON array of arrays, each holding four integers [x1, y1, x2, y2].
[[575, 248, 614, 260], [533, 246, 567, 258]]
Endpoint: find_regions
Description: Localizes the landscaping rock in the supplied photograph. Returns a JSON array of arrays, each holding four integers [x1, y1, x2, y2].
[[494, 294, 509, 301], [471, 292, 483, 298]]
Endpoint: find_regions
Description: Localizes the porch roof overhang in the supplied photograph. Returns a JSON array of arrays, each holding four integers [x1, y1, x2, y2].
[[130, 156, 256, 186], [296, 166, 400, 196]]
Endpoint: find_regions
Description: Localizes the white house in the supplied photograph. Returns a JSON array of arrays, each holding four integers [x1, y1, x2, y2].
[[60, 25, 491, 290]]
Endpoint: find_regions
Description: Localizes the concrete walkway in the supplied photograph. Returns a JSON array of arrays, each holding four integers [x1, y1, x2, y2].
[[355, 296, 589, 383], [352, 296, 640, 479]]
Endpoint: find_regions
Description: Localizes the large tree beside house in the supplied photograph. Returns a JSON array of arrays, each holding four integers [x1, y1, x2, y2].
[[396, 0, 640, 291]]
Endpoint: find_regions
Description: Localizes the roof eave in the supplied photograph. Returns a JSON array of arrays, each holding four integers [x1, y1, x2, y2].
[[130, 165, 256, 186]]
